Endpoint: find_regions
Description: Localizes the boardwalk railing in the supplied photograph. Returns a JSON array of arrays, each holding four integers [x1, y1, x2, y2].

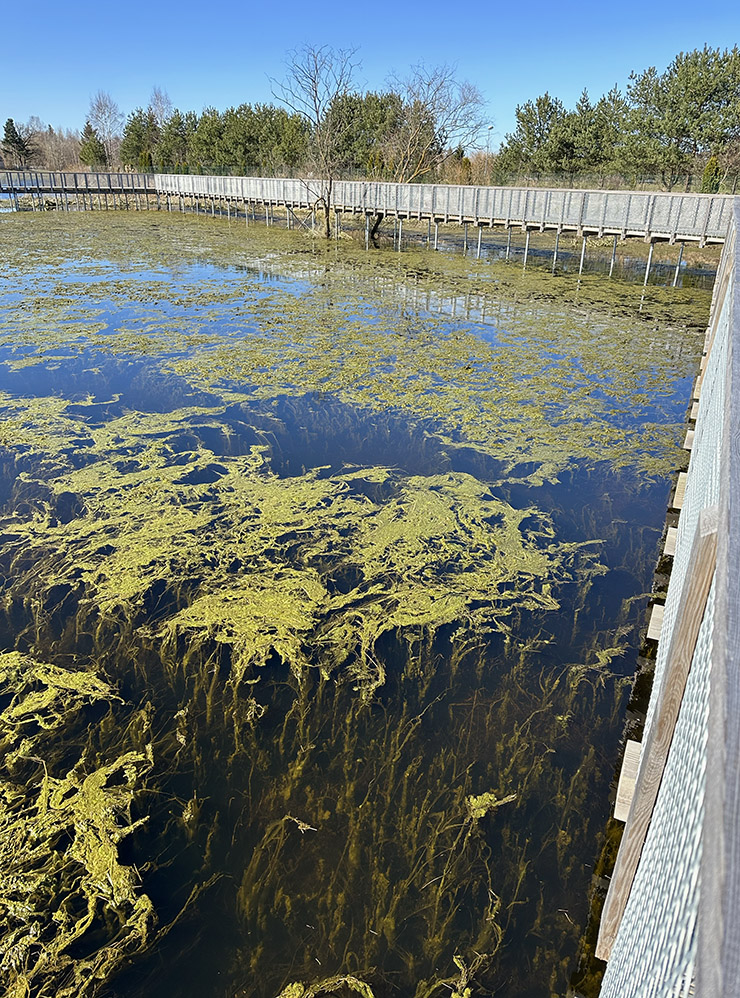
[[1, 170, 733, 244], [0, 170, 154, 193], [596, 200, 739, 997]]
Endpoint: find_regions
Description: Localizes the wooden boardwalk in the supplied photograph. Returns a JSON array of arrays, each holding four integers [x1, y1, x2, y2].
[[1, 170, 733, 245]]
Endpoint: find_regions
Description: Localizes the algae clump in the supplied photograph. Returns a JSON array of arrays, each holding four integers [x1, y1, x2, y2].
[[0, 652, 155, 998]]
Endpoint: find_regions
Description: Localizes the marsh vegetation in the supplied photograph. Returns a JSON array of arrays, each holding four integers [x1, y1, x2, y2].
[[0, 213, 707, 997]]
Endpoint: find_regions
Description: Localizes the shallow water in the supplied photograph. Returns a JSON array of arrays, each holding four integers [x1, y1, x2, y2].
[[0, 213, 707, 998]]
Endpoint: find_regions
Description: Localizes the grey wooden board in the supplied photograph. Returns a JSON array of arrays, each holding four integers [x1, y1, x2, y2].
[[665, 527, 678, 558], [615, 740, 643, 822], [648, 603, 665, 641]]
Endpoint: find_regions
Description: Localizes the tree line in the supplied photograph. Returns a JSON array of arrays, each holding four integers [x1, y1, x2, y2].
[[498, 46, 740, 192], [2, 44, 739, 192]]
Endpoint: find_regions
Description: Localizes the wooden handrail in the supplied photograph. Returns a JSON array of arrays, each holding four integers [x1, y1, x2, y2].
[[596, 505, 718, 962]]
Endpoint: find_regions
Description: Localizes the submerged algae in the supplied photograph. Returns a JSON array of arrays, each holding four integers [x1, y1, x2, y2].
[[0, 399, 579, 699], [0, 211, 707, 998]]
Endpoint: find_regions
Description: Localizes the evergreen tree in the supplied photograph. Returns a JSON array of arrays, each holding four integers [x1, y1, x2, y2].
[[498, 93, 566, 179], [2, 118, 33, 168], [79, 121, 107, 169], [120, 108, 159, 171], [701, 155, 721, 193]]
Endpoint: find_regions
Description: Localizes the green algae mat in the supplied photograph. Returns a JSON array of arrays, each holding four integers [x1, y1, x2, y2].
[[0, 212, 707, 998]]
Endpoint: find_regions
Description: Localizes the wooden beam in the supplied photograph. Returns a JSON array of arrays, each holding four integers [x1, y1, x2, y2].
[[614, 740, 642, 821], [647, 603, 665, 640], [596, 505, 718, 962], [673, 472, 688, 510], [664, 526, 678, 558]]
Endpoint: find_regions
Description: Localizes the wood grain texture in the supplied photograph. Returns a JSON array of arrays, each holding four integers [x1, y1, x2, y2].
[[664, 526, 678, 558], [673, 472, 688, 510], [596, 505, 718, 963], [614, 740, 642, 822], [697, 208, 740, 998]]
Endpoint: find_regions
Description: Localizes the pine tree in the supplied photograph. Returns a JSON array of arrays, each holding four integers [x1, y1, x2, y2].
[[2, 118, 32, 168], [79, 121, 107, 169]]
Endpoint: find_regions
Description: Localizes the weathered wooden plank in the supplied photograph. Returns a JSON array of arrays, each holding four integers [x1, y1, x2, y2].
[[690, 401, 700, 421], [697, 210, 740, 998], [664, 526, 678, 558], [614, 740, 642, 822], [672, 472, 688, 510], [647, 603, 665, 640], [684, 428, 695, 450], [596, 505, 718, 963]]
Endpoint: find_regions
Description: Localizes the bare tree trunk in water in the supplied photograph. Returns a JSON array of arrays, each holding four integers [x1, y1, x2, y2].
[[324, 178, 332, 239], [370, 213, 384, 241]]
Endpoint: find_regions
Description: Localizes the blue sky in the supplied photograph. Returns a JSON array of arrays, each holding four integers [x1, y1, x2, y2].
[[3, 0, 738, 147]]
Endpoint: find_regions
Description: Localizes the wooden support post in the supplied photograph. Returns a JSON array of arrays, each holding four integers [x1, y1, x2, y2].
[[595, 506, 718, 963], [427, 217, 431, 247], [644, 241, 654, 286], [155, 190, 160, 210], [506, 227, 512, 261], [476, 225, 482, 260], [434, 222, 439, 251], [335, 210, 339, 239], [463, 222, 468, 253], [578, 235, 587, 276], [609, 234, 618, 278], [398, 217, 402, 251], [365, 214, 370, 250], [523, 229, 531, 270], [135, 191, 140, 211], [552, 230, 560, 272], [311, 208, 315, 230], [673, 242, 684, 288]]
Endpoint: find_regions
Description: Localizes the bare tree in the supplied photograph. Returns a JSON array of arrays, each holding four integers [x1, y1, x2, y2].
[[40, 126, 81, 170], [272, 44, 359, 237], [383, 64, 486, 183], [149, 86, 174, 132], [88, 90, 123, 169]]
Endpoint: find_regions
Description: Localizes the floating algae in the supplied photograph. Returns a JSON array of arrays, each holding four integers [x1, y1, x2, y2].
[[0, 652, 154, 998], [0, 212, 710, 997], [0, 213, 705, 488]]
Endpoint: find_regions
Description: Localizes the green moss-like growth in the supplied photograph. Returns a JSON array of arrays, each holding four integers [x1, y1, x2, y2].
[[0, 652, 155, 998], [0, 212, 708, 997]]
